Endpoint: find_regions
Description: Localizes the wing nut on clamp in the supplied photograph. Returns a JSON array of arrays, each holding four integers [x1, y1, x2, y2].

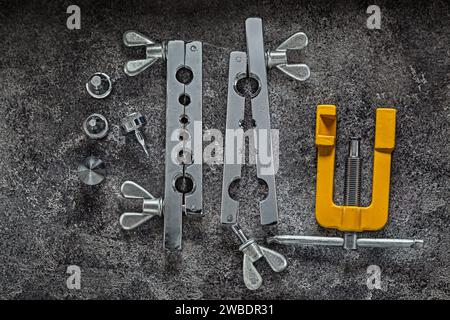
[[233, 224, 287, 291], [119, 181, 163, 230]]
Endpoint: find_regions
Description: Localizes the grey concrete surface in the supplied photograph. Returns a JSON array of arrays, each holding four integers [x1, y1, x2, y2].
[[0, 0, 449, 299]]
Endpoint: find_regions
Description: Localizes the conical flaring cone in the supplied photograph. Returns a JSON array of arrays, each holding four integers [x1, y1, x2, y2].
[[77, 156, 106, 185]]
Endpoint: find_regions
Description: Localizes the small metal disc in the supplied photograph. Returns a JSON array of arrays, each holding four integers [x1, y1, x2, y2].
[[83, 113, 109, 139], [77, 156, 106, 185]]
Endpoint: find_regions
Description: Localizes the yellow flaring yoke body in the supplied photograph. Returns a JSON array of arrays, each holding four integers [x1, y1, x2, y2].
[[315, 105, 397, 232]]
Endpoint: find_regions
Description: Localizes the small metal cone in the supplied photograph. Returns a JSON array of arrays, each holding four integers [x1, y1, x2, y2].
[[78, 158, 106, 185]]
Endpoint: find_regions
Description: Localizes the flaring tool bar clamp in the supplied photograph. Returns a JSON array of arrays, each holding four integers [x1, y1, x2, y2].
[[220, 17, 309, 290], [268, 105, 423, 250], [221, 17, 310, 227], [119, 31, 203, 250]]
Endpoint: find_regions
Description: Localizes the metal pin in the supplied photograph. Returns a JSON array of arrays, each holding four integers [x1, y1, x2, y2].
[[135, 130, 149, 157], [268, 235, 424, 249], [267, 137, 423, 250]]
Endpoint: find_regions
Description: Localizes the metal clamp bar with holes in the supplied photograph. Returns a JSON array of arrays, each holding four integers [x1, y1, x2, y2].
[[220, 17, 310, 290], [268, 105, 424, 250], [119, 31, 203, 251]]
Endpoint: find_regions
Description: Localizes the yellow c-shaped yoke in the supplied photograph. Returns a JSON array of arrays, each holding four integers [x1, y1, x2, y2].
[[315, 105, 396, 232]]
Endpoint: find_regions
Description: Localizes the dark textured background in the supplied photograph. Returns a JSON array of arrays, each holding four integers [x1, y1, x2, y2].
[[0, 0, 449, 299]]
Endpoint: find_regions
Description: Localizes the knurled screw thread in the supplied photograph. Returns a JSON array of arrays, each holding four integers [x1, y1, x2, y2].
[[344, 138, 362, 207], [231, 224, 249, 244]]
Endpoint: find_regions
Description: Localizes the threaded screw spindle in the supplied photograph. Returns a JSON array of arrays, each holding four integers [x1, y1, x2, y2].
[[344, 138, 362, 206]]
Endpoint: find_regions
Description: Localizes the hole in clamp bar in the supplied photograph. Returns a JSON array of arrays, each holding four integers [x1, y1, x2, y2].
[[179, 93, 191, 106], [234, 74, 261, 98], [176, 66, 194, 85], [180, 115, 190, 125], [174, 175, 194, 194]]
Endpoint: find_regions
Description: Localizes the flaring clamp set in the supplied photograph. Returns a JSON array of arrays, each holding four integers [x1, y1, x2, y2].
[[119, 31, 203, 250]]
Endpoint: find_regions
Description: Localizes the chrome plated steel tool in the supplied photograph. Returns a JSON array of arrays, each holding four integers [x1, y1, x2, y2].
[[221, 17, 310, 227], [220, 17, 309, 289], [120, 31, 203, 250]]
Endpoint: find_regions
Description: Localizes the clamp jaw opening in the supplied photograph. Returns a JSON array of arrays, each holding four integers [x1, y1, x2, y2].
[[315, 105, 396, 231]]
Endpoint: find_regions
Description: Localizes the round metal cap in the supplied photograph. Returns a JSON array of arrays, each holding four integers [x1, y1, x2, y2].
[[83, 113, 109, 139], [86, 72, 112, 99]]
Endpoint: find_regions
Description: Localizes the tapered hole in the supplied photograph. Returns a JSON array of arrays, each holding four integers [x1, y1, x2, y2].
[[257, 178, 269, 201], [175, 175, 194, 194], [180, 115, 190, 125], [176, 67, 193, 84], [235, 75, 260, 98], [179, 93, 191, 106], [178, 129, 190, 141], [228, 179, 241, 201]]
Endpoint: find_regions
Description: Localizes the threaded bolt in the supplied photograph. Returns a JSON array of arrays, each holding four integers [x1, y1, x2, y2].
[[344, 138, 362, 206], [232, 224, 249, 244]]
